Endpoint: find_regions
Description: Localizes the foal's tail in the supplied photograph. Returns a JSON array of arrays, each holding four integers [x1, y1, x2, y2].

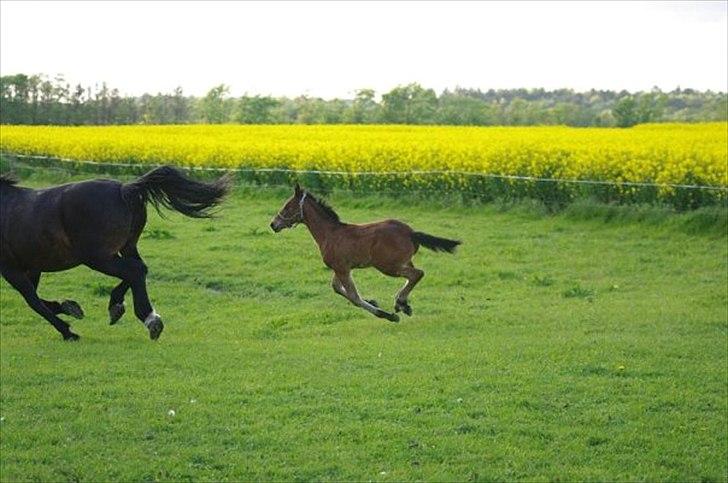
[[411, 231, 462, 254], [124, 166, 232, 218]]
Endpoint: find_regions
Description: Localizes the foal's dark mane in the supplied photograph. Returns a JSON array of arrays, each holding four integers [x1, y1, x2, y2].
[[0, 173, 18, 186], [307, 192, 343, 225]]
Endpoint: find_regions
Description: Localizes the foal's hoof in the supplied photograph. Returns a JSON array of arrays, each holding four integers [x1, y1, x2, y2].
[[109, 303, 125, 325], [63, 332, 81, 341], [61, 300, 85, 320], [145, 314, 164, 341], [377, 310, 399, 323], [366, 299, 379, 308], [395, 300, 413, 316]]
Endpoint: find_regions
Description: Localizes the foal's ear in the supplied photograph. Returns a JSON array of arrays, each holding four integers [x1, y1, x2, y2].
[[294, 182, 302, 196]]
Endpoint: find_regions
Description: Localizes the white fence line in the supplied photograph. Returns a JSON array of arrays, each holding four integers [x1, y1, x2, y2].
[[3, 152, 727, 192]]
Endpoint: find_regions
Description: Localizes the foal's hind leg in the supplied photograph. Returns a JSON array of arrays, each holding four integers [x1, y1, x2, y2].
[[2, 267, 80, 340], [335, 271, 399, 323], [394, 264, 424, 316], [27, 271, 84, 320]]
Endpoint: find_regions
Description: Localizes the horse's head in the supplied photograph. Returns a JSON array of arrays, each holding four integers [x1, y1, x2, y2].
[[270, 183, 306, 232]]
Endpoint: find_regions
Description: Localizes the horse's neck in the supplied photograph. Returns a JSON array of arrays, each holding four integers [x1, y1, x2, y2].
[[303, 203, 337, 249]]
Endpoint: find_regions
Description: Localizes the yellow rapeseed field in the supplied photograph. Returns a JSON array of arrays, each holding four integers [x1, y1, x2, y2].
[[1, 123, 726, 205]]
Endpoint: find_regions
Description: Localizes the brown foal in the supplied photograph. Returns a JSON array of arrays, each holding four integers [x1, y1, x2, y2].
[[270, 184, 461, 322]]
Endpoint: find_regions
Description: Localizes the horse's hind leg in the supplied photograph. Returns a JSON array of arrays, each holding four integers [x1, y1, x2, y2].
[[83, 255, 163, 340], [108, 281, 128, 325], [394, 264, 424, 316], [335, 271, 399, 323], [2, 267, 80, 340], [27, 271, 85, 320], [107, 244, 144, 325]]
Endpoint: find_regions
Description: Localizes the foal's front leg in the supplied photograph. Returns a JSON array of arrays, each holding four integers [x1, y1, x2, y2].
[[335, 271, 399, 323], [331, 274, 348, 300], [331, 273, 380, 307]]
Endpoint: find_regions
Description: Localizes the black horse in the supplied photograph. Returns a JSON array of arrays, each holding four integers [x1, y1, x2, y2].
[[0, 166, 231, 341]]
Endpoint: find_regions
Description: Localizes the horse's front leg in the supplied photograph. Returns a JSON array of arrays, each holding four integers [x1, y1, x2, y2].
[[2, 267, 80, 340], [335, 271, 399, 323], [27, 271, 84, 320]]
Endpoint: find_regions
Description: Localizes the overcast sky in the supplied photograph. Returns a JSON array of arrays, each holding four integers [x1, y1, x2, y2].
[[1, 1, 726, 98]]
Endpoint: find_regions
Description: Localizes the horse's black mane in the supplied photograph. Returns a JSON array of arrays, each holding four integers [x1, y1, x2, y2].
[[307, 192, 343, 224], [0, 173, 19, 186]]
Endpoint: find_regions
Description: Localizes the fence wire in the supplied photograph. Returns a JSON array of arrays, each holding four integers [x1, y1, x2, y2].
[[2, 152, 727, 192]]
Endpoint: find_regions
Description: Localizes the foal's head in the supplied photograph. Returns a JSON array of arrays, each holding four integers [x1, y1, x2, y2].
[[270, 183, 306, 232]]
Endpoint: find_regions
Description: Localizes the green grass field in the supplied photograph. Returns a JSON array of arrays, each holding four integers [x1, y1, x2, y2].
[[1, 171, 727, 481]]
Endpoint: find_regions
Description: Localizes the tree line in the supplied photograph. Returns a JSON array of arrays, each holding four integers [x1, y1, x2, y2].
[[1, 73, 726, 127]]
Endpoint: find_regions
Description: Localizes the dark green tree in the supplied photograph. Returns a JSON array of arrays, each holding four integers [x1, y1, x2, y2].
[[344, 89, 380, 123], [236, 95, 280, 124], [436, 91, 494, 125], [613, 96, 639, 127], [200, 84, 231, 124], [381, 83, 438, 124]]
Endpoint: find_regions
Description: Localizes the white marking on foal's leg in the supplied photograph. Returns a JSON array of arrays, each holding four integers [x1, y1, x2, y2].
[[358, 299, 380, 313], [357, 298, 399, 322], [331, 275, 348, 299]]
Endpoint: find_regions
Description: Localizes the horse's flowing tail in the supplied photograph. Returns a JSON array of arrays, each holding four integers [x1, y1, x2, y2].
[[411, 231, 462, 253], [124, 166, 232, 218]]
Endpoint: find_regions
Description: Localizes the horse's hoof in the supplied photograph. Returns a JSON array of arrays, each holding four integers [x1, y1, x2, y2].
[[366, 299, 379, 308], [109, 303, 125, 325], [145, 314, 164, 341], [395, 300, 412, 316], [387, 313, 400, 323], [63, 332, 81, 341], [61, 300, 84, 320]]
